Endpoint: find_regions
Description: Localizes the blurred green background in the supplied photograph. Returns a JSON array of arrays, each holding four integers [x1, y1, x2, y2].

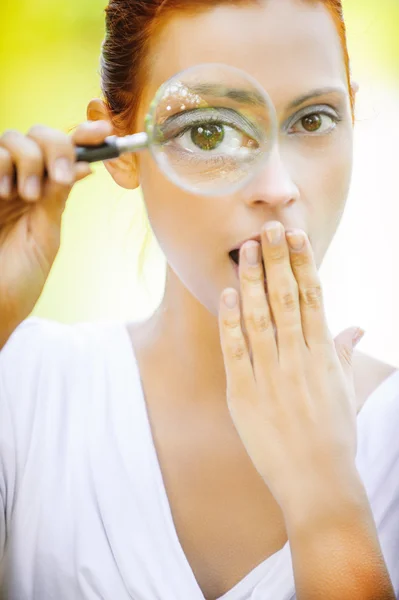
[[1, 0, 399, 364]]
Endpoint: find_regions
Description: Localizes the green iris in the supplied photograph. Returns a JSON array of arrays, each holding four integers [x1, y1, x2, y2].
[[191, 123, 225, 151]]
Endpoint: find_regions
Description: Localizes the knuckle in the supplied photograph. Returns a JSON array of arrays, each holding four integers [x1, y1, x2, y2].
[[270, 287, 298, 312], [28, 126, 73, 154], [300, 284, 323, 309], [228, 342, 247, 361], [0, 130, 42, 166], [245, 308, 271, 333], [268, 246, 287, 264], [19, 147, 43, 168], [222, 314, 241, 331], [1, 129, 20, 142], [27, 124, 51, 137], [290, 252, 309, 268], [242, 267, 263, 286]]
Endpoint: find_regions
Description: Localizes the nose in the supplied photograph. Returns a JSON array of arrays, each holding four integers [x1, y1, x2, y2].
[[241, 145, 299, 208]]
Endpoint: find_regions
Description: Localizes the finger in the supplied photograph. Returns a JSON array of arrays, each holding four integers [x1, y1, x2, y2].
[[0, 147, 14, 200], [27, 125, 75, 187], [218, 289, 257, 409], [261, 221, 305, 357], [285, 229, 333, 350], [73, 162, 93, 182], [239, 241, 279, 378], [0, 130, 43, 202], [71, 120, 114, 146]]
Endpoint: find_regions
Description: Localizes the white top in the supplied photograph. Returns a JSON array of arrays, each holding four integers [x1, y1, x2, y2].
[[0, 316, 398, 600]]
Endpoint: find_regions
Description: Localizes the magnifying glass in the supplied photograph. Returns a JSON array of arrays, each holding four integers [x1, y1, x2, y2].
[[75, 63, 277, 197]]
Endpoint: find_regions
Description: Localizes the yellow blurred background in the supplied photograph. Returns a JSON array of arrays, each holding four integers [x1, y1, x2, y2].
[[1, 0, 398, 366]]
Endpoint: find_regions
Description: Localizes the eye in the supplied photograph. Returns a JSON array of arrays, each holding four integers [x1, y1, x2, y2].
[[158, 107, 261, 160], [190, 123, 225, 151], [289, 110, 339, 135], [177, 122, 258, 155]]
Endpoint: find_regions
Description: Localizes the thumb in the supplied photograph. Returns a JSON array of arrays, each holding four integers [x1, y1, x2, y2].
[[334, 326, 366, 373]]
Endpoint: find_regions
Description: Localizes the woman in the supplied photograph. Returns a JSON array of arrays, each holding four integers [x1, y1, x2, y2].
[[0, 0, 398, 598]]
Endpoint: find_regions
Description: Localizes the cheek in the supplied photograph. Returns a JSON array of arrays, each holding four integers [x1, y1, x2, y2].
[[298, 132, 353, 261], [138, 152, 191, 246], [137, 152, 214, 265], [137, 152, 232, 315]]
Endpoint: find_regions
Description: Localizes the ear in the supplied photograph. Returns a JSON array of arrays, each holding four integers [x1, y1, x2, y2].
[[86, 98, 140, 190], [350, 80, 360, 96]]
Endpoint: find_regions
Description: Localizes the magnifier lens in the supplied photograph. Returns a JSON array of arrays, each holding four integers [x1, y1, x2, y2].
[[145, 63, 277, 196]]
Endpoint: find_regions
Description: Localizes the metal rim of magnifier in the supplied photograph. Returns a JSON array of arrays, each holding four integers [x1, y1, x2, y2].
[[144, 62, 278, 197]]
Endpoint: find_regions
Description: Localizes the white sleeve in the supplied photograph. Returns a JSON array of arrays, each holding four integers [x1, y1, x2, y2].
[[0, 316, 104, 563], [0, 317, 58, 560], [355, 371, 399, 596], [0, 339, 17, 560]]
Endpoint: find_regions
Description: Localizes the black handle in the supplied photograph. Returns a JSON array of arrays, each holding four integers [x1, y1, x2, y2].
[[75, 139, 120, 164]]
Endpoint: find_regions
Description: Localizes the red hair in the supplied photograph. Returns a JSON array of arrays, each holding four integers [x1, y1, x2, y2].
[[100, 0, 354, 132]]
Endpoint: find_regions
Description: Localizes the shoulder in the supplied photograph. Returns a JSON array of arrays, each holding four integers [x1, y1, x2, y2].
[[1, 317, 98, 381], [0, 316, 124, 411], [0, 316, 130, 463], [352, 349, 398, 413], [0, 317, 72, 394]]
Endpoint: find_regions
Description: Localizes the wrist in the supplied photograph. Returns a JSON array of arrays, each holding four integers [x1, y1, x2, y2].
[[281, 466, 369, 533]]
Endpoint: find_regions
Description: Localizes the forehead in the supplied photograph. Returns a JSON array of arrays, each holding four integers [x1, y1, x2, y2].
[[142, 0, 347, 111]]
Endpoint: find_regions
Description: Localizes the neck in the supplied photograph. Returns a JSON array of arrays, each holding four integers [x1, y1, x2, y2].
[[140, 262, 229, 403]]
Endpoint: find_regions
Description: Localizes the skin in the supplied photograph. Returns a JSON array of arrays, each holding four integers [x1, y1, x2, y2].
[[87, 1, 397, 597]]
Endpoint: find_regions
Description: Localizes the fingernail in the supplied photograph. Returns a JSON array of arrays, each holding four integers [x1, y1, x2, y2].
[[286, 230, 305, 251], [264, 222, 283, 245], [224, 290, 237, 309], [23, 175, 40, 200], [0, 175, 11, 197], [353, 328, 366, 347], [245, 242, 260, 265], [53, 157, 73, 184]]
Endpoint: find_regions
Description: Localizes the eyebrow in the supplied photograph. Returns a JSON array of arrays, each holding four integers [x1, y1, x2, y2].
[[286, 86, 347, 110], [187, 83, 266, 106], [181, 83, 347, 110]]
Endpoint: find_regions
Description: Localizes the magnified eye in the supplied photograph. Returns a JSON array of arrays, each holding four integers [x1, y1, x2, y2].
[[177, 122, 258, 155], [158, 107, 261, 160], [146, 63, 277, 195]]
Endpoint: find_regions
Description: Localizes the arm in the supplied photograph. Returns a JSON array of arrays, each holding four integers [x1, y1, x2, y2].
[[283, 469, 395, 600]]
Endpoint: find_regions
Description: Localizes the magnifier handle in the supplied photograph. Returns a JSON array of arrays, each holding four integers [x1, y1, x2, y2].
[[75, 136, 120, 164], [75, 132, 148, 164]]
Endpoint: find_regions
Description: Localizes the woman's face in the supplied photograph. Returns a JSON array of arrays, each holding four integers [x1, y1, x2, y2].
[[134, 0, 354, 317]]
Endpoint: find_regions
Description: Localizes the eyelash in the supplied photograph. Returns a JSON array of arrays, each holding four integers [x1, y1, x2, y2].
[[287, 107, 342, 135]]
